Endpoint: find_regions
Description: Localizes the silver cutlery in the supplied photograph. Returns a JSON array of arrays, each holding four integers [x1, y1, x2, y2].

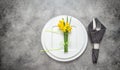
[[92, 18, 101, 64]]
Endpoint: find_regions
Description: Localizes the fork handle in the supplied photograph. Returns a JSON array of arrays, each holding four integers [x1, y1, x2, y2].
[[92, 49, 99, 64]]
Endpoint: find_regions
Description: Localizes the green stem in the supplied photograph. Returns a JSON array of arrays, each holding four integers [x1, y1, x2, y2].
[[64, 32, 68, 52]]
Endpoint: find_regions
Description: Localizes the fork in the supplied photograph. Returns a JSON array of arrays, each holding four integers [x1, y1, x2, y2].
[[96, 20, 101, 31]]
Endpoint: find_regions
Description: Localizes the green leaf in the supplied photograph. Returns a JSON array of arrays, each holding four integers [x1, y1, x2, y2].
[[69, 17, 72, 24], [66, 16, 68, 23]]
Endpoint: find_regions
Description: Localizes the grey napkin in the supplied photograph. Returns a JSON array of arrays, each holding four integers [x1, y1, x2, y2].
[[88, 18, 106, 64]]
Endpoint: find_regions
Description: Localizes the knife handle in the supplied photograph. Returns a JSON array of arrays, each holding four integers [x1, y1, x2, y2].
[[92, 49, 99, 64]]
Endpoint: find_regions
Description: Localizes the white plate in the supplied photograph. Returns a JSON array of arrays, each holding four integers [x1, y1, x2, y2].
[[41, 15, 88, 62]]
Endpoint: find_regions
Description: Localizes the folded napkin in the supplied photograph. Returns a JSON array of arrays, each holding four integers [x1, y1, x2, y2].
[[88, 18, 106, 64]]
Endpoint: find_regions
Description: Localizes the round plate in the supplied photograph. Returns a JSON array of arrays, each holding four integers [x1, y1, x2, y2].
[[41, 15, 88, 62]]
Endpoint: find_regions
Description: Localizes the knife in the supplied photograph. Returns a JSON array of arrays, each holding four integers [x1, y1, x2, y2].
[[92, 18, 101, 64]]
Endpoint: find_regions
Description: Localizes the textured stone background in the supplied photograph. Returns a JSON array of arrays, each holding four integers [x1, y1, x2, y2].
[[0, 0, 120, 70]]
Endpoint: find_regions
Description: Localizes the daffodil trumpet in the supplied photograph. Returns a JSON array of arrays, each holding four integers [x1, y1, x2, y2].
[[58, 17, 72, 52]]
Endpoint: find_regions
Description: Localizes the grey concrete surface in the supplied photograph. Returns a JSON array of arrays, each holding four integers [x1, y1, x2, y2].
[[0, 0, 120, 70]]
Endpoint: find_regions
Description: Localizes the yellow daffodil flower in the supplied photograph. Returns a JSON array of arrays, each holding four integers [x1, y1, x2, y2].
[[58, 20, 72, 32]]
